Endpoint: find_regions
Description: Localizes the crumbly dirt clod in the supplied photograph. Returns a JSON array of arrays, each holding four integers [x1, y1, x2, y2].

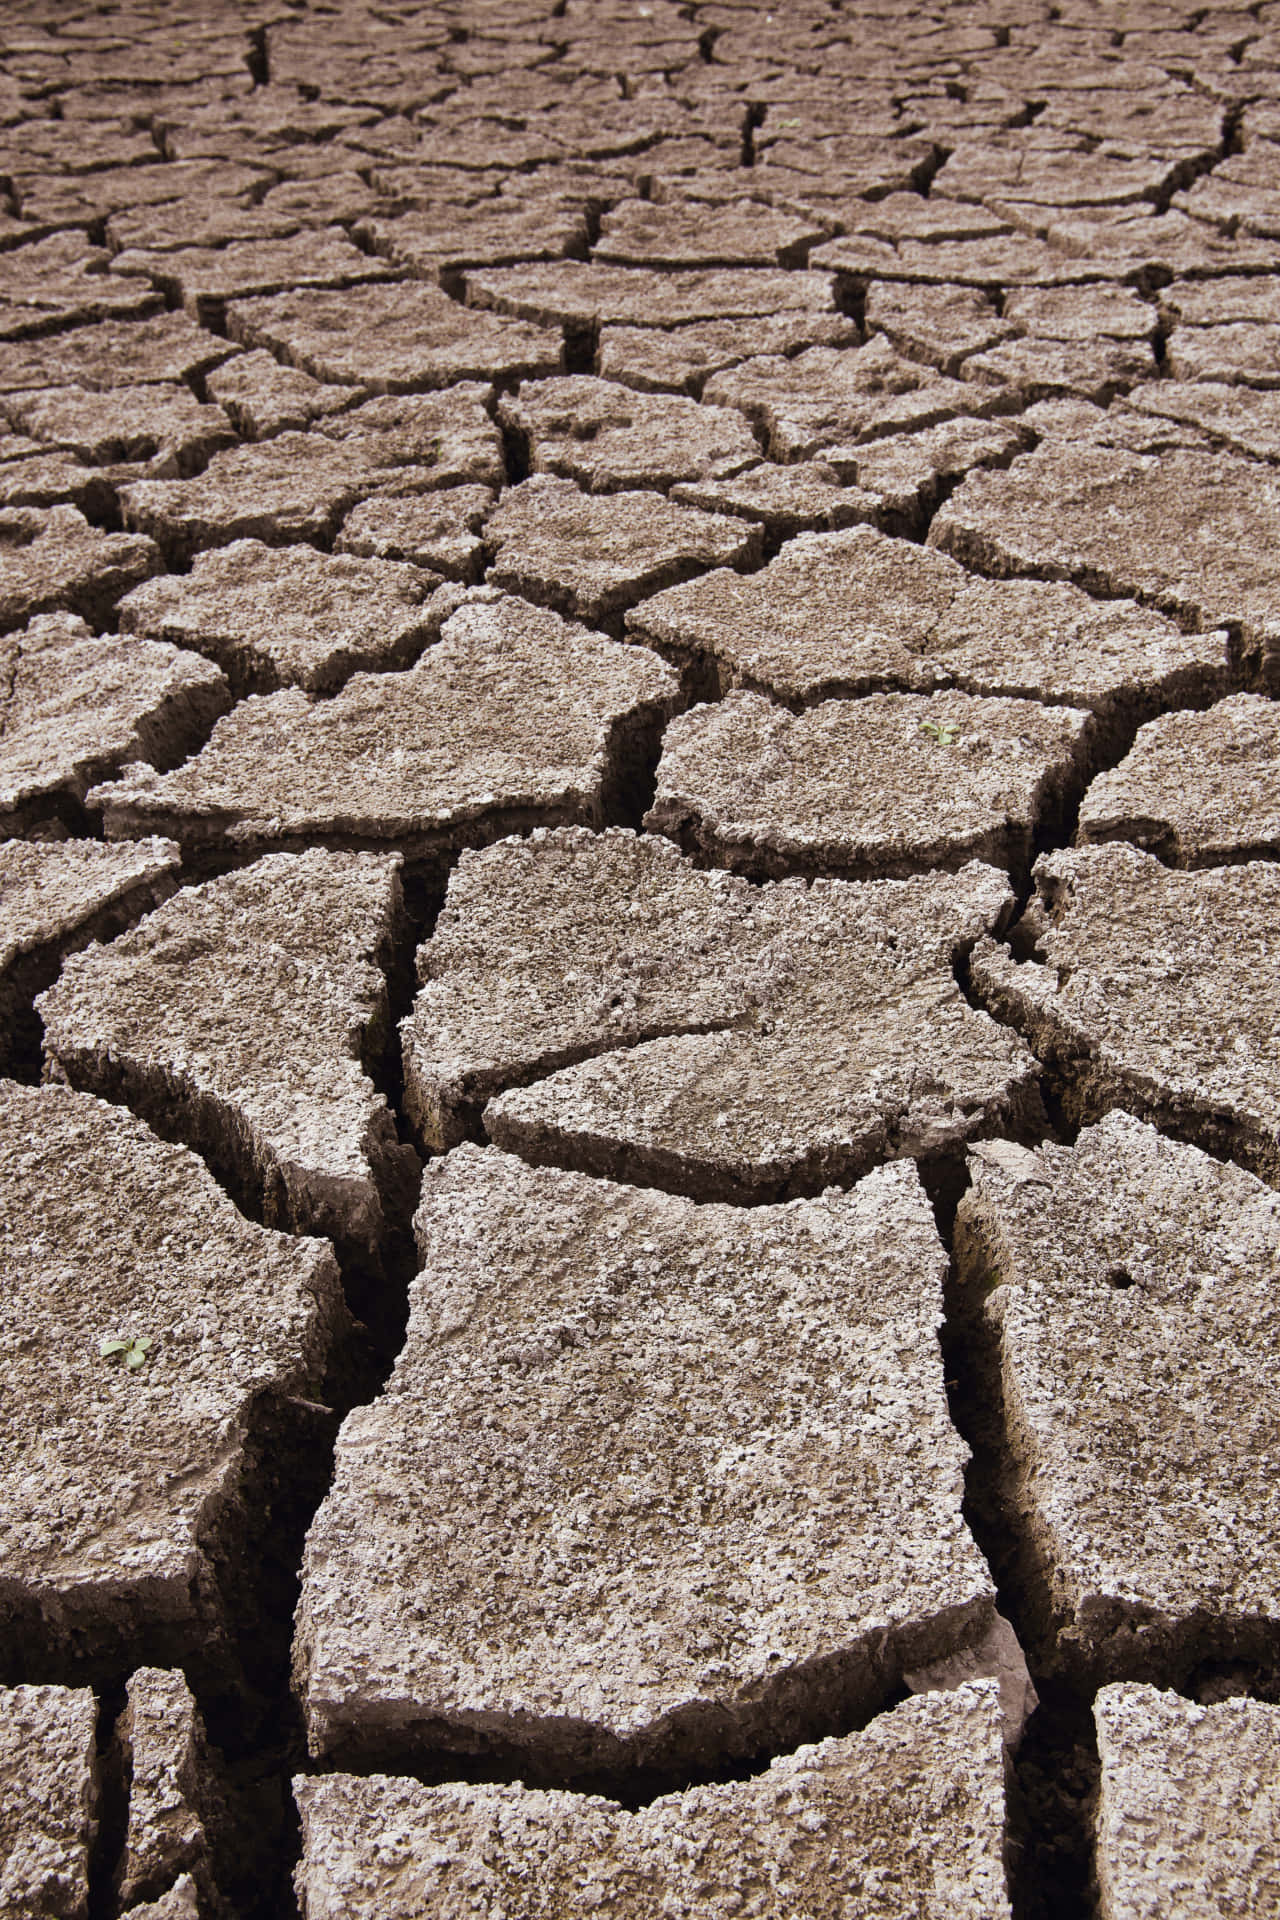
[[956, 1113, 1280, 1688], [293, 1685, 1011, 1918], [0, 1685, 97, 1920], [0, 612, 229, 836], [403, 828, 1042, 1199], [0, 1081, 347, 1697], [970, 844, 1280, 1184], [38, 849, 417, 1275], [1094, 1685, 1280, 1920], [295, 1144, 995, 1774], [87, 593, 678, 869], [647, 688, 1092, 881]]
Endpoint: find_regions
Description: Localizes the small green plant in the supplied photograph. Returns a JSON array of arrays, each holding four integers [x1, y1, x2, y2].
[[777, 117, 802, 127], [919, 719, 961, 746], [100, 1335, 154, 1372]]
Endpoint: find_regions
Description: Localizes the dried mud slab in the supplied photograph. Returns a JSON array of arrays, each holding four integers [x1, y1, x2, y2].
[[204, 352, 357, 441], [357, 203, 587, 279], [0, 312, 234, 394], [465, 261, 838, 332], [337, 486, 494, 583], [703, 339, 1011, 463], [0, 1081, 346, 1695], [1121, 381, 1280, 466], [957, 1113, 1280, 1686], [646, 689, 1092, 882], [111, 230, 394, 328], [89, 593, 678, 868], [118, 540, 449, 697], [626, 524, 1229, 733], [403, 828, 1041, 1198], [498, 376, 761, 492], [293, 1686, 1011, 1917], [39, 850, 418, 1274], [597, 311, 858, 396], [2, 383, 234, 476], [114, 1668, 235, 1917], [295, 1144, 996, 1774], [0, 612, 230, 835], [971, 844, 1280, 1182], [1079, 694, 1280, 867], [0, 836, 179, 1077], [120, 387, 502, 564], [931, 441, 1280, 689], [594, 197, 826, 270], [1095, 1685, 1280, 1919], [0, 233, 161, 336], [0, 1685, 97, 1920], [228, 281, 562, 392], [0, 505, 159, 631], [484, 474, 757, 624], [960, 334, 1154, 403], [671, 462, 880, 537]]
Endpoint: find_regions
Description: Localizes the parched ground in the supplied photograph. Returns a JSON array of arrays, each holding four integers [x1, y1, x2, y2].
[[3, 3, 1280, 1917]]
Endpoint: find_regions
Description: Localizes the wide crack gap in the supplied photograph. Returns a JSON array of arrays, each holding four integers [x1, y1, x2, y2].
[[935, 1167, 1100, 1920]]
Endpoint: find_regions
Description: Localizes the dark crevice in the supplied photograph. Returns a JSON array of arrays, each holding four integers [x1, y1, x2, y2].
[[246, 25, 270, 87], [936, 1175, 1101, 1920]]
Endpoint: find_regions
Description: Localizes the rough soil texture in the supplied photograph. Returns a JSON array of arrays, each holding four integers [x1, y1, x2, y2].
[[6, 3, 1280, 1915], [293, 1686, 1011, 1918], [296, 1146, 993, 1774], [956, 1113, 1280, 1691], [1094, 1686, 1280, 1919], [0, 1685, 97, 1920]]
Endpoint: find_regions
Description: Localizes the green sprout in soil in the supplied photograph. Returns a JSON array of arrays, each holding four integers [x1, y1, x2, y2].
[[919, 720, 962, 746], [100, 1334, 154, 1372]]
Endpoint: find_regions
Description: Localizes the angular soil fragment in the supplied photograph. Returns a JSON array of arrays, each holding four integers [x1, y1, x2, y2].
[[646, 688, 1092, 882], [498, 376, 761, 492], [0, 836, 179, 1077], [960, 334, 1154, 403], [930, 441, 1280, 689], [0, 1082, 346, 1696], [593, 197, 827, 269], [0, 612, 230, 835], [626, 523, 1229, 733], [465, 261, 838, 331], [295, 1144, 996, 1774], [2, 383, 234, 476], [0, 1685, 97, 1920], [403, 828, 1041, 1198], [670, 461, 880, 538], [1122, 381, 1280, 466], [113, 1668, 233, 1916], [119, 387, 502, 565], [228, 282, 562, 392], [957, 1112, 1280, 1687], [848, 416, 1029, 534], [293, 1686, 1011, 1916], [970, 844, 1280, 1183], [0, 505, 159, 631], [118, 540, 448, 697], [702, 339, 1011, 464], [110, 230, 394, 328], [357, 202, 587, 280], [1079, 694, 1280, 867], [39, 850, 418, 1276], [89, 593, 678, 869], [204, 351, 357, 441], [1095, 1685, 1280, 1919], [0, 312, 235, 394], [483, 474, 758, 625], [337, 486, 494, 583], [597, 310, 858, 396]]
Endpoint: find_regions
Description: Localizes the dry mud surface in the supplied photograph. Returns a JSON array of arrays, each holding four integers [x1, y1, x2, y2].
[[3, 4, 1280, 1918]]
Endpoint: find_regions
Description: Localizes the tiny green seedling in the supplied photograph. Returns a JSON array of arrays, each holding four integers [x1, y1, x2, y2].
[[919, 720, 961, 746], [100, 1335, 154, 1372]]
